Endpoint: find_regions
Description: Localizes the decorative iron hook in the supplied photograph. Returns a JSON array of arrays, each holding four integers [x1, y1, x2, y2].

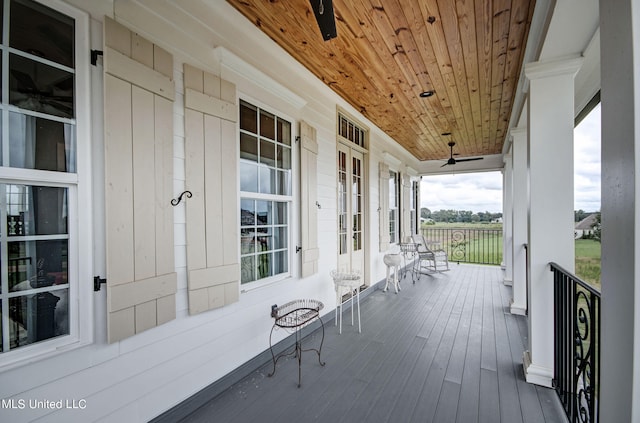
[[171, 190, 192, 206]]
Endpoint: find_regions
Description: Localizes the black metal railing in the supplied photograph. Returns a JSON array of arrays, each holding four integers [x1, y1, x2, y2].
[[420, 227, 503, 265], [550, 262, 600, 423]]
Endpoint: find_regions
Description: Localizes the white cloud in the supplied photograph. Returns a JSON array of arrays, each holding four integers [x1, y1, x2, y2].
[[419, 104, 601, 213], [574, 103, 601, 212], [420, 171, 503, 213]]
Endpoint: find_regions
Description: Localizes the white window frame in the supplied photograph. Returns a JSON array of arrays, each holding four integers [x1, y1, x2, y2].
[[388, 170, 400, 244], [239, 97, 295, 291], [0, 0, 92, 370]]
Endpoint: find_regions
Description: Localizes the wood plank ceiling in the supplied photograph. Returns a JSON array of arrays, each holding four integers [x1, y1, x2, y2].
[[226, 0, 535, 161]]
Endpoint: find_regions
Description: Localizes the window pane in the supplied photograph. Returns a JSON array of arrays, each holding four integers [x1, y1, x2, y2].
[[277, 170, 290, 196], [273, 251, 287, 275], [273, 202, 287, 225], [277, 145, 291, 169], [274, 226, 287, 250], [240, 101, 257, 133], [259, 166, 276, 195], [241, 228, 255, 254], [255, 200, 271, 226], [259, 110, 275, 140], [241, 256, 255, 284], [256, 227, 272, 252], [240, 199, 255, 226], [257, 253, 271, 279], [240, 162, 258, 192], [10, 0, 74, 67], [9, 288, 68, 349], [6, 185, 68, 236], [9, 239, 68, 292], [259, 139, 275, 167], [240, 133, 257, 162], [10, 53, 74, 118], [277, 118, 291, 146], [9, 112, 76, 172]]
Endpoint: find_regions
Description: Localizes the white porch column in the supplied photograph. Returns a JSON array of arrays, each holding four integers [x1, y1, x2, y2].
[[523, 57, 581, 387], [502, 154, 513, 286], [510, 127, 527, 316], [600, 0, 640, 420]]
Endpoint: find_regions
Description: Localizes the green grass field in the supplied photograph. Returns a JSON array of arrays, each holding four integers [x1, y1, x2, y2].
[[575, 238, 601, 289], [421, 222, 503, 265]]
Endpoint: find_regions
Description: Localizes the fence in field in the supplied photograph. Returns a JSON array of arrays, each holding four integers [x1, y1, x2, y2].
[[420, 227, 503, 265]]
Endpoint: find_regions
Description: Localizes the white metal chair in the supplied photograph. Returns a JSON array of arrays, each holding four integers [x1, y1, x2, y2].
[[411, 233, 450, 273], [330, 270, 362, 333]]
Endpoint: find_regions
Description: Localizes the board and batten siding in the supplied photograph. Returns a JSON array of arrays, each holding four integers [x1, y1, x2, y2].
[[183, 64, 240, 315], [300, 120, 319, 278], [103, 17, 177, 343]]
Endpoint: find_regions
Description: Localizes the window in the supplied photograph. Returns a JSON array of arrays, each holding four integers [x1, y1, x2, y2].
[[0, 0, 80, 356], [239, 100, 292, 284], [389, 170, 399, 244], [411, 180, 418, 235], [338, 113, 366, 147]]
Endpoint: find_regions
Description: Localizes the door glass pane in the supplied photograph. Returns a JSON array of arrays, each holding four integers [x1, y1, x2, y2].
[[273, 251, 287, 274], [9, 53, 74, 118], [9, 112, 76, 172], [10, 0, 74, 67]]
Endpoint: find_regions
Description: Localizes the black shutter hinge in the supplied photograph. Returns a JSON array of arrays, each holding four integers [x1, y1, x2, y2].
[[91, 49, 103, 66], [296, 246, 302, 253], [94, 276, 106, 291]]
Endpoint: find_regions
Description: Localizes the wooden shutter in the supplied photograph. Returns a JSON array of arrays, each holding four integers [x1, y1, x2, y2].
[[401, 174, 411, 242], [300, 121, 319, 277], [379, 162, 390, 251], [103, 17, 176, 342], [184, 64, 239, 315]]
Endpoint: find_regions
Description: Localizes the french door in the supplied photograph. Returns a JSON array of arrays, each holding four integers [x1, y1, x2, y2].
[[337, 143, 366, 275]]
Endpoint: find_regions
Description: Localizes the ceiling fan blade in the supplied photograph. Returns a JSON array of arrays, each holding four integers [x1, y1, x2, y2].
[[440, 162, 450, 168], [455, 157, 484, 163]]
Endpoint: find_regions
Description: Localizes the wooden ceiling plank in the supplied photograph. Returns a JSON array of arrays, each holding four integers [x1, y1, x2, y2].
[[495, 0, 534, 153], [364, 0, 448, 148], [226, 0, 534, 161], [343, 0, 441, 157], [438, 0, 477, 156], [489, 0, 511, 154], [455, 0, 484, 156], [418, 0, 476, 158], [397, 0, 460, 158], [475, 0, 494, 150]]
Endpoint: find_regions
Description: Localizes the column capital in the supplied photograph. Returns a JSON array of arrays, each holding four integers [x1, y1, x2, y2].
[[525, 55, 583, 81], [510, 126, 527, 140]]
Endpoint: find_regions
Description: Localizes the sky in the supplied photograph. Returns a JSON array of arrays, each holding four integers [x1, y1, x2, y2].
[[420, 104, 602, 214]]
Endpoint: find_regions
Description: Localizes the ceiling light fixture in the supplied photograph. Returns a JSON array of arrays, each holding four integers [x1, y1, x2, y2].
[[310, 0, 337, 41], [419, 90, 434, 98]]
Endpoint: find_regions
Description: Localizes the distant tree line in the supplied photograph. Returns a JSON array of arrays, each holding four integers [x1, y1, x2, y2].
[[420, 208, 502, 223]]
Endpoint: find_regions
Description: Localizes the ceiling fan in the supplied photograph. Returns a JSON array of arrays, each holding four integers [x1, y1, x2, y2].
[[440, 141, 484, 167]]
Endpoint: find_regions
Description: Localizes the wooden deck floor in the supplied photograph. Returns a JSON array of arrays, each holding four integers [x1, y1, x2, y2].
[[178, 264, 566, 423]]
